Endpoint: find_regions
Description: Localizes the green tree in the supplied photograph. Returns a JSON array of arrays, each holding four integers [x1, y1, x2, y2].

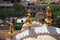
[[51, 6, 60, 28], [56, 17, 60, 27], [13, 0, 25, 17]]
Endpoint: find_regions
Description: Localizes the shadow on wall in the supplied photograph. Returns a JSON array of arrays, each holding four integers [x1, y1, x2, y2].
[[29, 28, 36, 36], [13, 37, 17, 40], [47, 27, 57, 34]]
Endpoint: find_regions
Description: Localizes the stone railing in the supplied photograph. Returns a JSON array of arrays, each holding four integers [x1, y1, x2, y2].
[[13, 26, 60, 40]]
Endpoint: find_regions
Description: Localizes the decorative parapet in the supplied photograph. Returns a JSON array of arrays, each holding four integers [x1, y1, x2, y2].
[[13, 27, 60, 40]]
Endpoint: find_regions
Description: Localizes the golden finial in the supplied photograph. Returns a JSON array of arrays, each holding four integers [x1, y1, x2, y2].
[[45, 2, 52, 26], [27, 9, 31, 16], [8, 19, 15, 40], [27, 9, 32, 29], [46, 10, 51, 17], [47, 2, 51, 12], [46, 2, 51, 18], [45, 17, 52, 26]]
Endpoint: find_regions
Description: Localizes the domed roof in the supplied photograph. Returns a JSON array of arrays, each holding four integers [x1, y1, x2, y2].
[[13, 26, 60, 40]]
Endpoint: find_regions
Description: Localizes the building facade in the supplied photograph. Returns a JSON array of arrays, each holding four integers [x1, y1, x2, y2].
[[0, 0, 59, 16], [0, 0, 59, 9]]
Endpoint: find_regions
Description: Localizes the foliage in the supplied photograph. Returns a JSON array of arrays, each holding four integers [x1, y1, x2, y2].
[[40, 1, 47, 4], [40, 1, 58, 5], [51, 6, 60, 28], [51, 6, 60, 19], [55, 17, 60, 27], [32, 17, 36, 21], [0, 9, 22, 19], [13, 0, 25, 11], [0, 0, 25, 19], [13, 0, 25, 17], [50, 2, 58, 5], [14, 23, 23, 30]]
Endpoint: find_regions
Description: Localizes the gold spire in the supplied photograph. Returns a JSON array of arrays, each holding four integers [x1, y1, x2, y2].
[[27, 9, 31, 16], [46, 2, 51, 17], [45, 2, 52, 26], [8, 19, 15, 39], [27, 9, 32, 29]]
